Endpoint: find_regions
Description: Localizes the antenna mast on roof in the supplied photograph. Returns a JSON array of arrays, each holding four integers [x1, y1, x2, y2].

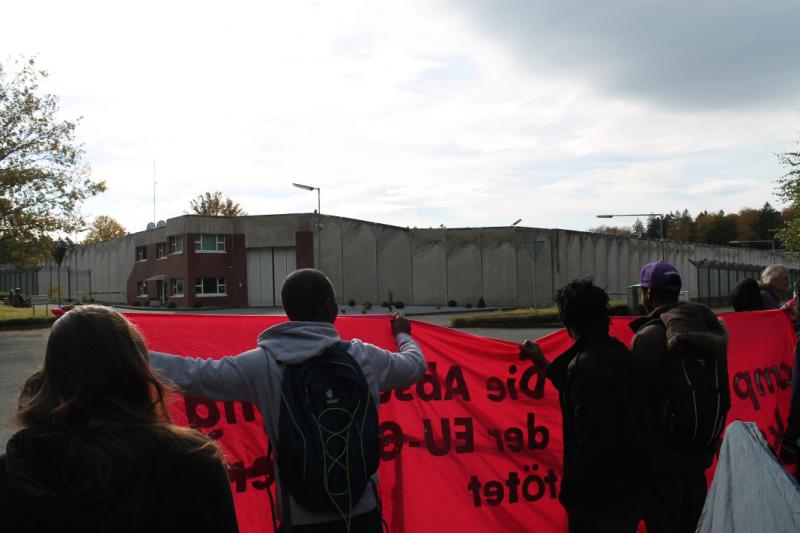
[[153, 160, 157, 225]]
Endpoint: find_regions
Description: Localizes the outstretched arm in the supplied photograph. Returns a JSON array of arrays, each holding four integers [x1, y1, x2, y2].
[[366, 315, 427, 391], [149, 348, 268, 405]]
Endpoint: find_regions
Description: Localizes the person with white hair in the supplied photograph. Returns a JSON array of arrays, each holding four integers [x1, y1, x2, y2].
[[760, 264, 790, 309]]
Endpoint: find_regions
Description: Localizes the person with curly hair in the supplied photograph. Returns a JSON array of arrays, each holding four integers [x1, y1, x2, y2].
[[519, 278, 649, 532]]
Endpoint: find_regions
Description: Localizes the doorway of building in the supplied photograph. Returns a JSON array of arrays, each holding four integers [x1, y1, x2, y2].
[[156, 280, 167, 305]]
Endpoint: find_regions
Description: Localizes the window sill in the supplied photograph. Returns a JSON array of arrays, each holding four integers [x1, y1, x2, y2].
[[136, 260, 147, 263], [195, 293, 228, 298], [194, 250, 226, 254], [169, 252, 183, 255], [170, 294, 184, 298], [156, 257, 167, 261]]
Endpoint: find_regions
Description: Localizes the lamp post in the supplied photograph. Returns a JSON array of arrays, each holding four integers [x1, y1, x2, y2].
[[69, 227, 90, 302], [597, 213, 666, 260], [292, 183, 322, 267]]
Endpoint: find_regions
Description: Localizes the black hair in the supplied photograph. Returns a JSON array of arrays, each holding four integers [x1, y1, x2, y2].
[[553, 278, 610, 334], [730, 278, 765, 312], [280, 269, 335, 321]]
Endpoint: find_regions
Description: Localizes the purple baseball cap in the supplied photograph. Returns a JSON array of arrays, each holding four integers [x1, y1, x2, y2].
[[640, 261, 682, 291]]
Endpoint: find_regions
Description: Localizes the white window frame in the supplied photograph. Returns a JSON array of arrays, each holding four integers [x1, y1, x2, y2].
[[195, 277, 227, 297], [170, 278, 184, 297], [156, 242, 167, 260], [136, 246, 147, 262], [169, 235, 184, 254], [194, 234, 226, 253], [137, 281, 148, 297]]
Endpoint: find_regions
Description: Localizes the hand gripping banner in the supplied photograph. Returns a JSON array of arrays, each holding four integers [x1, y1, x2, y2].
[[128, 309, 796, 533]]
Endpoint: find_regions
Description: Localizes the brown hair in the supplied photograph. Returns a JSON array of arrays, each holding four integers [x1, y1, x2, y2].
[[17, 305, 217, 457]]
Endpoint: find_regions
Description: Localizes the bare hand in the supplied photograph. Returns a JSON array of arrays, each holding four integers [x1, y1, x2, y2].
[[519, 340, 549, 370], [391, 313, 411, 336]]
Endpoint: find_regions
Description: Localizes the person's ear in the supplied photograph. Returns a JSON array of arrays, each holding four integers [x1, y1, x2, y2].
[[324, 297, 338, 323]]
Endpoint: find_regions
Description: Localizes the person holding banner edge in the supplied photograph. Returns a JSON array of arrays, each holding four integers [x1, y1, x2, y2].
[[149, 268, 426, 532], [629, 261, 730, 533], [519, 278, 649, 533]]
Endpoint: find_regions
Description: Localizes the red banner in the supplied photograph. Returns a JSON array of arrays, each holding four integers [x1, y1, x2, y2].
[[128, 309, 796, 533]]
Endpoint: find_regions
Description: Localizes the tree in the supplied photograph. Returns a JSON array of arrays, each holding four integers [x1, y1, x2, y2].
[[0, 57, 105, 267], [754, 202, 781, 242], [695, 210, 738, 245], [631, 218, 645, 238], [776, 146, 800, 251], [189, 191, 247, 216], [666, 209, 694, 242], [735, 208, 760, 241], [587, 225, 632, 237], [82, 215, 127, 244]]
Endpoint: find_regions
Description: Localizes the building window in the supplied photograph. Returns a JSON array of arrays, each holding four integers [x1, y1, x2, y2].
[[156, 242, 167, 259], [195, 277, 226, 296], [137, 281, 148, 297], [169, 235, 184, 254], [136, 246, 147, 262], [171, 278, 184, 297], [194, 234, 226, 252]]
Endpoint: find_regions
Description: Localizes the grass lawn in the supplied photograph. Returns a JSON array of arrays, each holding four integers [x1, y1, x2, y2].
[[450, 300, 629, 328], [0, 305, 55, 328]]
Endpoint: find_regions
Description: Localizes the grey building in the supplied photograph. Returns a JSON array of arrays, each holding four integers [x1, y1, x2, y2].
[[2, 213, 795, 308]]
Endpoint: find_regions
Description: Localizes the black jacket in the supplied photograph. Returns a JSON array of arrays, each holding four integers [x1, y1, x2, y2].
[[0, 426, 239, 533], [630, 302, 729, 471], [545, 328, 649, 511]]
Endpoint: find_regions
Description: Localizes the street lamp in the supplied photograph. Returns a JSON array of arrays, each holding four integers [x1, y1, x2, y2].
[[292, 182, 322, 267], [69, 227, 90, 302], [728, 240, 775, 251], [596, 213, 666, 260]]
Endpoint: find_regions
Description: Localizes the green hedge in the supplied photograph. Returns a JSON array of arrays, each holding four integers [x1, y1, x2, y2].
[[450, 300, 629, 328]]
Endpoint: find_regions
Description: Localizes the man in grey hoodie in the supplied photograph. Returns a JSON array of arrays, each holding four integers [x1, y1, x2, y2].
[[150, 269, 426, 532]]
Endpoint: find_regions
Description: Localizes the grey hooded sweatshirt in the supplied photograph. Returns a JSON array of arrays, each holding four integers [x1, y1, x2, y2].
[[149, 320, 425, 526]]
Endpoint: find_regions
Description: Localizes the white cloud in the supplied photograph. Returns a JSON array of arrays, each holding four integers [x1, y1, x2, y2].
[[1, 0, 797, 236]]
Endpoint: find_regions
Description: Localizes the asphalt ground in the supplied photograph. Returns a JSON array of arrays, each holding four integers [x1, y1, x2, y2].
[[0, 312, 560, 452]]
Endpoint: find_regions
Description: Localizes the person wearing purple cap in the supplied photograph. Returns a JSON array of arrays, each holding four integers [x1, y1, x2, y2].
[[629, 261, 730, 533]]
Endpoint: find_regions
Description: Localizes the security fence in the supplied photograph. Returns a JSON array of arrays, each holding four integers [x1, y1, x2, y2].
[[1, 267, 94, 303], [690, 259, 799, 307]]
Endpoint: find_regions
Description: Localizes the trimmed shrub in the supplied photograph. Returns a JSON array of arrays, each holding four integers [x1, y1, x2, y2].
[[447, 300, 457, 307], [193, 301, 203, 308], [394, 301, 405, 309], [132, 301, 141, 307], [478, 296, 486, 308], [167, 301, 177, 309], [348, 299, 356, 307]]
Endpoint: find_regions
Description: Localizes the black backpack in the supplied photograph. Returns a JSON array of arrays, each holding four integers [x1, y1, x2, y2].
[[649, 319, 731, 452], [277, 341, 380, 516]]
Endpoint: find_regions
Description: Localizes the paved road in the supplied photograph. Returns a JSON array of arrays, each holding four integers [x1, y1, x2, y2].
[[0, 314, 560, 452], [0, 328, 48, 452]]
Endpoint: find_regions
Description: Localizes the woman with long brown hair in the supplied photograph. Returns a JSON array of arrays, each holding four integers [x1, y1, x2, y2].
[[0, 305, 239, 532]]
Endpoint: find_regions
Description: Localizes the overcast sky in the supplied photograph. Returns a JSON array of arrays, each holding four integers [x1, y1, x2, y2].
[[3, 0, 799, 234]]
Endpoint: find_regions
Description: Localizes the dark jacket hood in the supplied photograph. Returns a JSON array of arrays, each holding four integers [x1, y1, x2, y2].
[[631, 302, 728, 359], [660, 303, 728, 359], [4, 427, 169, 531]]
